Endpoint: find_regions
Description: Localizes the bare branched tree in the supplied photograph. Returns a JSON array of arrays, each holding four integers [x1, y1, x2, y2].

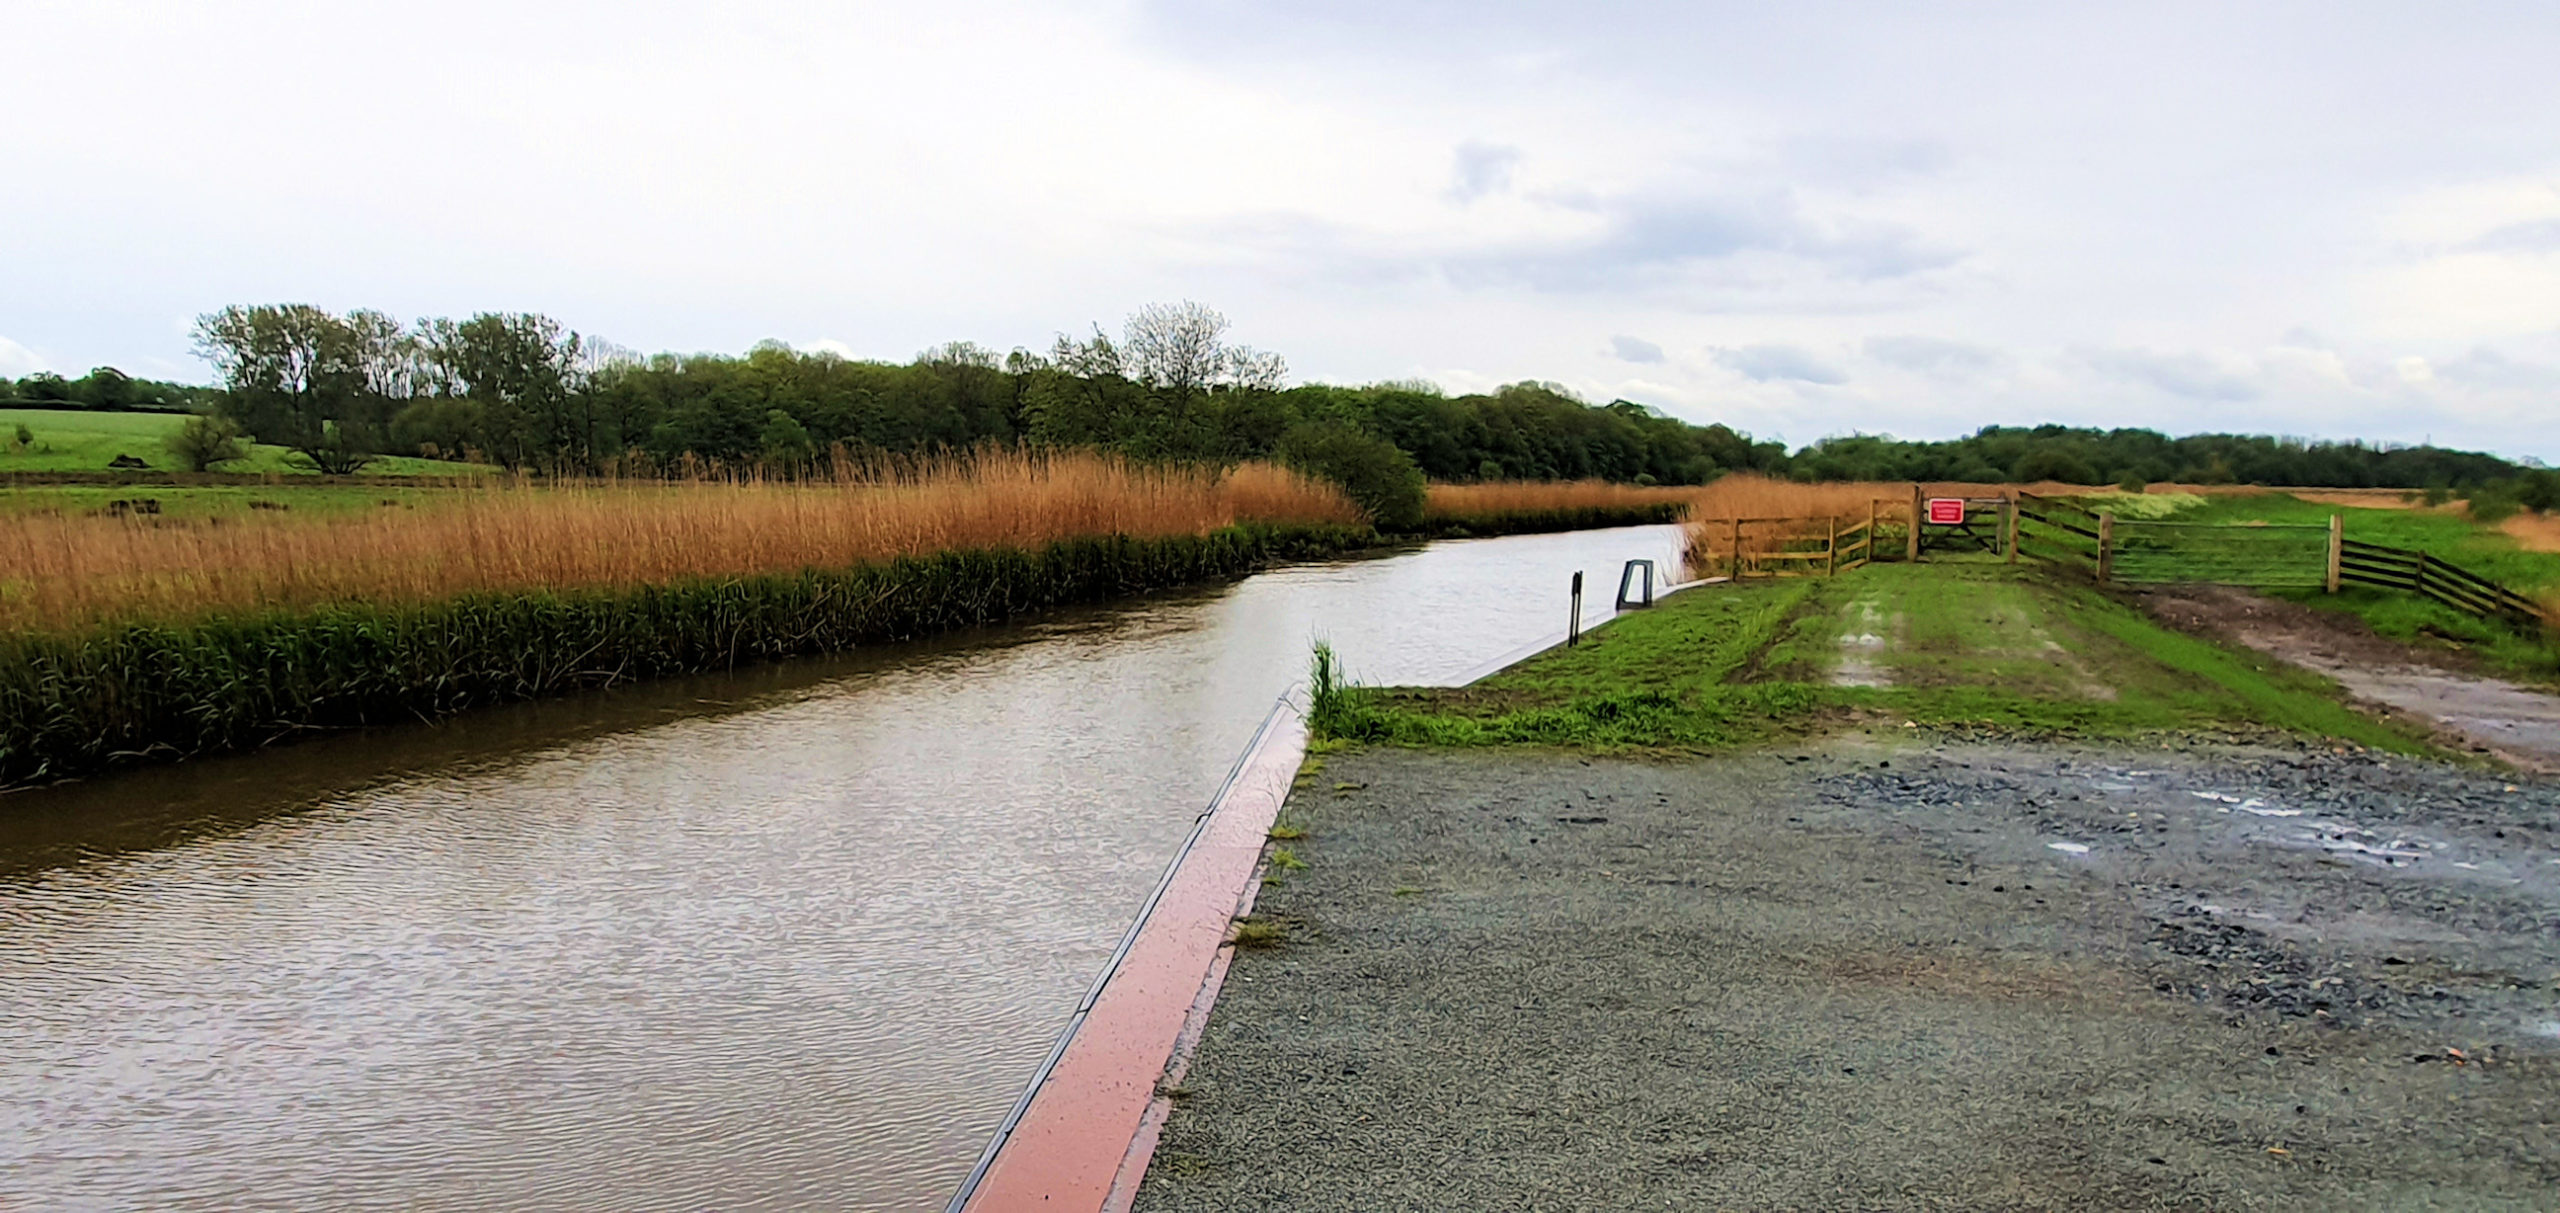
[[915, 340, 1000, 369], [1048, 325, 1125, 379], [1122, 301, 1231, 396], [1051, 301, 1289, 394]]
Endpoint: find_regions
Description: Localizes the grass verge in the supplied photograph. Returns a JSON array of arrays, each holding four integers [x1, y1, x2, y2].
[[1313, 561, 2434, 755]]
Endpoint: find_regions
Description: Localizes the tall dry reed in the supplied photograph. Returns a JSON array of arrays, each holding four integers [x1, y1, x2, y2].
[[1, 451, 1358, 634], [1425, 480, 1701, 520]]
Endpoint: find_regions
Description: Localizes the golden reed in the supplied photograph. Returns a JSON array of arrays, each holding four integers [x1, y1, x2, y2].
[[1424, 479, 1702, 520], [1, 450, 1358, 634]]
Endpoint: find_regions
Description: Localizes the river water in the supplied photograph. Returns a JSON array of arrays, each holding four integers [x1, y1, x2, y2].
[[0, 525, 1685, 1211]]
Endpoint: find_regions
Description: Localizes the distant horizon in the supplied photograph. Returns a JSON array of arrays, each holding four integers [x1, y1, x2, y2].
[[4, 344, 2547, 469]]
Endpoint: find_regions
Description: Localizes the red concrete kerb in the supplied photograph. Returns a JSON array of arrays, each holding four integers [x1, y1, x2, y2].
[[954, 701, 1308, 1213]]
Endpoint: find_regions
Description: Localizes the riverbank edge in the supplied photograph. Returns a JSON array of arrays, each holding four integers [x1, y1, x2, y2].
[[944, 573, 1707, 1213], [950, 698, 1308, 1213], [0, 524, 1371, 789]]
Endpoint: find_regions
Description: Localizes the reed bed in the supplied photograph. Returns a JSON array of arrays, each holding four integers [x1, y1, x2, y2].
[[2, 451, 1357, 635], [2500, 513, 2560, 555], [1422, 480, 1698, 536], [1425, 480, 1700, 518]]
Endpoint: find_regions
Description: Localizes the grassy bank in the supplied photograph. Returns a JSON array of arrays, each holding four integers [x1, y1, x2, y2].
[[1, 524, 1369, 786], [1312, 561, 2429, 754], [0, 407, 481, 477]]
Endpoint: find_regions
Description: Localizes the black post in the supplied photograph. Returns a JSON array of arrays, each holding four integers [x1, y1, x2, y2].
[[1568, 571, 1584, 646]]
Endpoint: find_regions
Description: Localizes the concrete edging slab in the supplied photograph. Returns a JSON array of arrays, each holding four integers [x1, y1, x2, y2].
[[948, 697, 1309, 1213]]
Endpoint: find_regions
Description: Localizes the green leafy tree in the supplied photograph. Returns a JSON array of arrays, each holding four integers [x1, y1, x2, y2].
[[418, 313, 592, 468], [191, 304, 405, 474], [759, 408, 817, 466], [165, 414, 249, 471], [1276, 421, 1426, 529], [78, 367, 135, 409], [20, 372, 71, 403]]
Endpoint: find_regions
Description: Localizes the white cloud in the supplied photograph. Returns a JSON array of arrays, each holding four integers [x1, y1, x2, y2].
[[0, 336, 46, 378], [2077, 348, 2262, 402], [2, 2, 2558, 459]]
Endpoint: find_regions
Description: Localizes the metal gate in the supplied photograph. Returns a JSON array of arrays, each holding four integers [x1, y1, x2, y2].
[[2105, 521, 2331, 587]]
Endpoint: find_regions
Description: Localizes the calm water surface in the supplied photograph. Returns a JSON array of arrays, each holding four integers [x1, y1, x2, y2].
[[0, 526, 1684, 1210]]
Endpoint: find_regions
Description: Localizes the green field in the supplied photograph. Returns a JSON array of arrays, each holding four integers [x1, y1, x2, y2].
[[2144, 493, 2560, 680], [1312, 561, 2433, 755], [0, 408, 484, 478], [0, 483, 462, 519]]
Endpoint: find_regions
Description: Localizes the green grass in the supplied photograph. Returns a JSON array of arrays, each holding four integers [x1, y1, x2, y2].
[[0, 483, 462, 519], [2170, 493, 2560, 682], [1315, 561, 2434, 756], [0, 407, 488, 478], [2178, 493, 2558, 588]]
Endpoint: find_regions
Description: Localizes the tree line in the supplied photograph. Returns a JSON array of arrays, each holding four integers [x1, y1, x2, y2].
[[37, 301, 2554, 511], [0, 367, 220, 412]]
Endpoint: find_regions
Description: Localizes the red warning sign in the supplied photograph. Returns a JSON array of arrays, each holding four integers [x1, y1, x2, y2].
[[1926, 498, 1966, 525]]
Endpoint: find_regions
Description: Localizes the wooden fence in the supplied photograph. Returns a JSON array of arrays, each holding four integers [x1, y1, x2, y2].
[[1695, 511, 1883, 579], [2339, 540, 2545, 628], [2015, 490, 2544, 631]]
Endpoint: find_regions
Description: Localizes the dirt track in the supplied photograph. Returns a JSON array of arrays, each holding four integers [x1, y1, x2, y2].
[[1135, 741, 2560, 1211], [2139, 585, 2560, 770]]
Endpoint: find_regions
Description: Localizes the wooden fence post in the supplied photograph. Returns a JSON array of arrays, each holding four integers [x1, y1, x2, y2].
[[2326, 514, 2343, 593], [1867, 497, 1878, 555], [2005, 493, 2019, 563], [1828, 516, 1840, 577], [2096, 513, 2115, 583], [1907, 483, 1923, 562], [1729, 517, 1743, 578]]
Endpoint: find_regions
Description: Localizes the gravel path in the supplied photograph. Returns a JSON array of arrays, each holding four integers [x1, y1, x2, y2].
[[1134, 740, 2560, 1211]]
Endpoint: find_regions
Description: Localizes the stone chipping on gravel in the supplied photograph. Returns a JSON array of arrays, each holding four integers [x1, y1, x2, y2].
[[1134, 738, 2560, 1212]]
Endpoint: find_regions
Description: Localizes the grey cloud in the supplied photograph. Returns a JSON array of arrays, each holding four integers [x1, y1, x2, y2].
[[1714, 343, 1848, 385], [2462, 219, 2560, 254], [2079, 348, 2261, 401], [1609, 334, 1665, 363], [2432, 347, 2560, 389], [1445, 188, 1959, 292], [1863, 334, 2002, 374], [1448, 141, 1521, 203]]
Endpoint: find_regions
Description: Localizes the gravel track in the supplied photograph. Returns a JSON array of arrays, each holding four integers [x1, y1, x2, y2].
[[1134, 739, 2560, 1211]]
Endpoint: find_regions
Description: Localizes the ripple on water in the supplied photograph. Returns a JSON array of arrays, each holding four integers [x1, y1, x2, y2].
[[0, 525, 1690, 1210]]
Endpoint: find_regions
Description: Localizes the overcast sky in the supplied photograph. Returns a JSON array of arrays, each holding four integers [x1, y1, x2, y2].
[[7, 1, 2558, 457]]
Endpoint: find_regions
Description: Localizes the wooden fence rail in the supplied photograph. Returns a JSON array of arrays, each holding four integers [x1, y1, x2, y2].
[[1692, 513, 1880, 579], [2012, 491, 2544, 631]]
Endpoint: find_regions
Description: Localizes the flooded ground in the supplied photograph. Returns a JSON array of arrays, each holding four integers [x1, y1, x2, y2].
[[0, 526, 1685, 1212]]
